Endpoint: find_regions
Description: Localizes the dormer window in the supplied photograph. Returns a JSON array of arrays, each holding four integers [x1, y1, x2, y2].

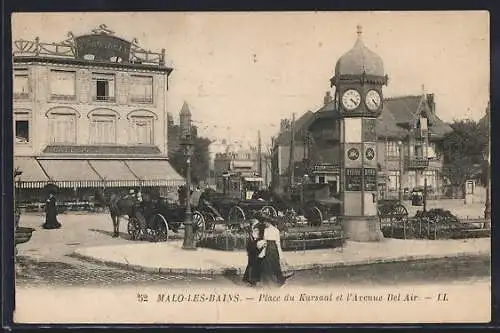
[[419, 117, 428, 130]]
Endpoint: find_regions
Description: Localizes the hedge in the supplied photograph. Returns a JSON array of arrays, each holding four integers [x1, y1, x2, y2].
[[198, 229, 345, 251]]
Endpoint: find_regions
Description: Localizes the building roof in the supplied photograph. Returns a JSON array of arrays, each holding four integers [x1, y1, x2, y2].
[[180, 101, 191, 116], [274, 93, 453, 145], [273, 110, 315, 145], [335, 27, 384, 77], [383, 95, 453, 139], [13, 24, 171, 72]]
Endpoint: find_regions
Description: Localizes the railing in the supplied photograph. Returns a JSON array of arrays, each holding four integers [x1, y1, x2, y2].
[[130, 96, 153, 104], [405, 157, 429, 169], [50, 94, 77, 101], [13, 92, 30, 100], [13, 38, 169, 68], [13, 39, 76, 58], [380, 217, 491, 240], [93, 95, 116, 103]]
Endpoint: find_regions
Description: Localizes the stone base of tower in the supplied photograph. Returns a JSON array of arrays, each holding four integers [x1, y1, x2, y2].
[[341, 216, 384, 242]]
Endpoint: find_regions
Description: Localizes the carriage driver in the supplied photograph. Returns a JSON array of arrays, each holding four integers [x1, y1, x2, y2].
[[124, 188, 143, 203]]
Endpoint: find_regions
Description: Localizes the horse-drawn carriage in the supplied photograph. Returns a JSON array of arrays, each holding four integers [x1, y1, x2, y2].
[[127, 195, 206, 242], [197, 189, 278, 231], [249, 183, 342, 227]]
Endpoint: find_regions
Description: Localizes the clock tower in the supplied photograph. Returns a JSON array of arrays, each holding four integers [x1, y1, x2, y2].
[[331, 25, 388, 241]]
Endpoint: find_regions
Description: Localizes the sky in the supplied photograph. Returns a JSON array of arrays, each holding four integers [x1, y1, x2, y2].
[[12, 11, 489, 152]]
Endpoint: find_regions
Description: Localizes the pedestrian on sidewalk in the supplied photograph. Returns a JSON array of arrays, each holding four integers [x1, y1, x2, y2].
[[258, 213, 294, 287], [243, 219, 265, 287], [42, 193, 61, 230]]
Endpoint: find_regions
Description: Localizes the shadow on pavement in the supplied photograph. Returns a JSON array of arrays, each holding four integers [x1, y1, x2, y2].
[[89, 228, 131, 240]]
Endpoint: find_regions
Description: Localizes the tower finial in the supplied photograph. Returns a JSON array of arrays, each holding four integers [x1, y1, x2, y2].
[[421, 84, 426, 94], [356, 24, 363, 37]]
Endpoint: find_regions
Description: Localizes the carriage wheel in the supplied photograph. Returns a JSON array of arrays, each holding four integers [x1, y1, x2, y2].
[[127, 217, 141, 240], [306, 206, 323, 226], [192, 211, 206, 242], [153, 214, 169, 242], [261, 205, 278, 217], [228, 206, 246, 231], [205, 213, 216, 231], [390, 204, 408, 223]]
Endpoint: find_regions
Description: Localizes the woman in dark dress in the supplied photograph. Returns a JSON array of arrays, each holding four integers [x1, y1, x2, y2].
[[258, 215, 293, 287], [243, 220, 266, 286], [42, 193, 61, 229]]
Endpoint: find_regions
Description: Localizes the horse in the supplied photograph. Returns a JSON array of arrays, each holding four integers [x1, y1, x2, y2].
[[94, 187, 142, 238]]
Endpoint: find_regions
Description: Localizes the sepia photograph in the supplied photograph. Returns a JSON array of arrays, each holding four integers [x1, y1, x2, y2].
[[11, 11, 490, 324]]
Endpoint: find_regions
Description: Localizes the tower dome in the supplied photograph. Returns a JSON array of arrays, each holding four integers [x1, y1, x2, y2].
[[335, 25, 384, 77]]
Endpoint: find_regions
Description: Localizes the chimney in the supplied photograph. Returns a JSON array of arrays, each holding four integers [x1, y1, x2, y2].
[[280, 119, 290, 131], [324, 91, 332, 106], [427, 94, 435, 114]]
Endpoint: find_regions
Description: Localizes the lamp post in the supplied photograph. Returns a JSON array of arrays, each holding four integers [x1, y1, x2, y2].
[[398, 141, 403, 202], [180, 105, 196, 250], [483, 150, 491, 224]]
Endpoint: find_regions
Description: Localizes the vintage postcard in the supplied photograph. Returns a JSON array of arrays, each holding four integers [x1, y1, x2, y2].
[[12, 11, 490, 324]]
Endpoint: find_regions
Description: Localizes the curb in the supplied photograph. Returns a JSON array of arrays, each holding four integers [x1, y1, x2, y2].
[[71, 250, 490, 276]]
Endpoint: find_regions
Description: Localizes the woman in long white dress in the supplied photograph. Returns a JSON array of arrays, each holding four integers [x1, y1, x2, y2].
[[258, 215, 293, 287]]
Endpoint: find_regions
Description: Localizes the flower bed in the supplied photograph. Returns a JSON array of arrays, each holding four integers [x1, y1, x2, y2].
[[381, 209, 491, 240], [198, 228, 345, 251]]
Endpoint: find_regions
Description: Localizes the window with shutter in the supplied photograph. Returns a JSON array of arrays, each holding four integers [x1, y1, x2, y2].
[[90, 114, 116, 144], [13, 69, 30, 99], [130, 75, 153, 103], [50, 70, 76, 100], [388, 170, 400, 191], [49, 114, 77, 144], [130, 115, 154, 144]]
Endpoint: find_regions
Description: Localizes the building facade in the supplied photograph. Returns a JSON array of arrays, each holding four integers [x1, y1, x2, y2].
[[271, 91, 452, 199], [13, 25, 184, 203]]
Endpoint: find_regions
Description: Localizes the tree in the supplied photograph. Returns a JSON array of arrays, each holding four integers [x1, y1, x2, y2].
[[168, 129, 212, 185], [441, 119, 488, 193]]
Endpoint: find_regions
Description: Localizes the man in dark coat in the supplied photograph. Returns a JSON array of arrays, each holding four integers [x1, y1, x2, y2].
[[242, 219, 265, 286], [42, 193, 61, 229]]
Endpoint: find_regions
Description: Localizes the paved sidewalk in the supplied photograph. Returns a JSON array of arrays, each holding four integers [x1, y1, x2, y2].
[[73, 237, 491, 276]]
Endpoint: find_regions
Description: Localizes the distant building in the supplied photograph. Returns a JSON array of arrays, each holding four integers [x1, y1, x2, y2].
[[13, 25, 184, 203], [213, 148, 271, 191]]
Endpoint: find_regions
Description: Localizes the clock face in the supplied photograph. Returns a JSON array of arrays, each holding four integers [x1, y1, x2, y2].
[[342, 89, 361, 111], [365, 89, 382, 111]]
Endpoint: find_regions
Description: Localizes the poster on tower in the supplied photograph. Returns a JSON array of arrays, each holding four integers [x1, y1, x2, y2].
[[7, 11, 490, 327]]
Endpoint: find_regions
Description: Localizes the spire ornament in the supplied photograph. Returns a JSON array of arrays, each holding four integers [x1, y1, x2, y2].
[[356, 24, 363, 37]]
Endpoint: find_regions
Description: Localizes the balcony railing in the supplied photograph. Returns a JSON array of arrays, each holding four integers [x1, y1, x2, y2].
[[13, 92, 30, 100], [405, 157, 429, 169], [50, 94, 76, 101], [93, 96, 116, 103], [130, 96, 153, 104]]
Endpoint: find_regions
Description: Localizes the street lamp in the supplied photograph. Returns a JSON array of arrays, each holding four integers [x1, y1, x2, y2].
[[483, 149, 491, 224], [397, 141, 403, 202], [180, 105, 196, 250]]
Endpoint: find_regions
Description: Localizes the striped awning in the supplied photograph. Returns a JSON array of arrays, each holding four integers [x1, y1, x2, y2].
[[15, 158, 184, 189], [124, 160, 184, 187], [88, 160, 139, 187], [38, 160, 102, 188], [14, 157, 49, 188]]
